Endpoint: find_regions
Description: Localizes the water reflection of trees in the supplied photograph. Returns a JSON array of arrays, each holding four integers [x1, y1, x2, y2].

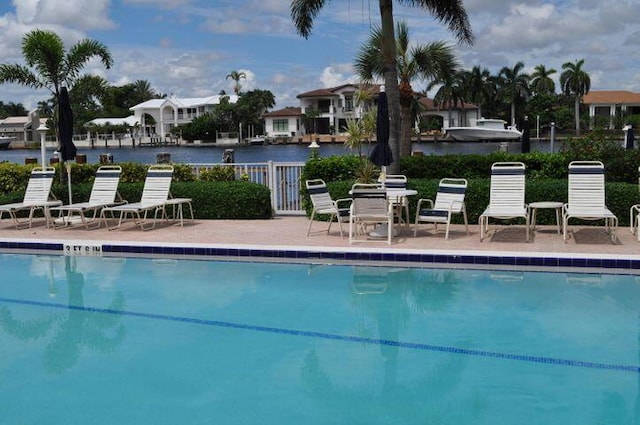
[[301, 266, 484, 422], [0, 256, 126, 374]]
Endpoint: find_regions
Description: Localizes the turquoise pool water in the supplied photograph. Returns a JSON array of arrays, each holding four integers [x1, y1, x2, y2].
[[1, 253, 639, 424]]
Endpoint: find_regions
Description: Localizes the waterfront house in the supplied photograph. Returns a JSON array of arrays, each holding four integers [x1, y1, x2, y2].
[[262, 107, 303, 141], [582, 90, 640, 129], [296, 84, 378, 136], [129, 94, 238, 139], [0, 110, 47, 146]]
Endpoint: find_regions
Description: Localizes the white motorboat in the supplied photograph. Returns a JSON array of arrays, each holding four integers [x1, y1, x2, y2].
[[0, 136, 14, 150], [445, 118, 522, 142], [248, 135, 266, 145]]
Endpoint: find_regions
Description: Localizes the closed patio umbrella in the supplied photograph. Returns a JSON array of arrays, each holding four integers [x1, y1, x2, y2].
[[58, 85, 76, 203], [624, 124, 635, 150], [369, 85, 393, 177]]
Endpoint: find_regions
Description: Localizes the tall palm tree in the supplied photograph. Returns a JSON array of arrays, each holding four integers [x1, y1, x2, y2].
[[131, 79, 156, 104], [497, 61, 530, 126], [529, 64, 556, 96], [354, 21, 459, 158], [427, 70, 465, 127], [462, 66, 492, 114], [226, 70, 246, 95], [291, 0, 473, 174], [560, 59, 590, 135], [0, 29, 113, 109]]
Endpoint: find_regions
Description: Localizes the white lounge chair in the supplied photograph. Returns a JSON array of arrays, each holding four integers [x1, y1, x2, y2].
[[562, 160, 617, 242], [414, 178, 468, 239], [305, 179, 351, 237], [0, 166, 62, 229], [100, 165, 174, 230], [349, 183, 394, 245], [49, 165, 125, 229], [479, 162, 529, 242]]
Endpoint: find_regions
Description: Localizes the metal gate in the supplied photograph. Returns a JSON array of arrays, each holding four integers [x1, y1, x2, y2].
[[190, 161, 306, 215]]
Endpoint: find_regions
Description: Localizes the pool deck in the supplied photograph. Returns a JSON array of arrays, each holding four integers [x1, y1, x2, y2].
[[0, 216, 638, 265]]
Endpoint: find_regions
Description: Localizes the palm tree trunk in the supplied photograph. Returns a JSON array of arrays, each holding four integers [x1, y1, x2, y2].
[[574, 97, 581, 136], [399, 101, 413, 158], [379, 0, 401, 174]]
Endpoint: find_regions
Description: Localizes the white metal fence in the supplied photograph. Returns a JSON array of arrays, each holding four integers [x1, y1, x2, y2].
[[190, 161, 306, 215]]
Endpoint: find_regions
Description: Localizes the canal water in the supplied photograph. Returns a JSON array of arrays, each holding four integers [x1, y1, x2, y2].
[[0, 140, 558, 165]]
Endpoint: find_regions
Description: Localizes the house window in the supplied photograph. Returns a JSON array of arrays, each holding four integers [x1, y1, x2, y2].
[[318, 100, 331, 113], [273, 119, 288, 132], [344, 95, 354, 112]]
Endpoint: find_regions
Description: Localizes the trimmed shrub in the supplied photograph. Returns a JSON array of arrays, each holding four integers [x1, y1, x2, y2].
[[199, 166, 236, 182]]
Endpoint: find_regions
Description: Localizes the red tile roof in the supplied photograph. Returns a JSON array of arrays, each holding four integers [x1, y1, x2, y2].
[[262, 107, 302, 117], [582, 91, 640, 104], [297, 83, 382, 98]]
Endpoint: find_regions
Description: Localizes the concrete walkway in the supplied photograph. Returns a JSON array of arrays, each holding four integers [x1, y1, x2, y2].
[[0, 215, 637, 260]]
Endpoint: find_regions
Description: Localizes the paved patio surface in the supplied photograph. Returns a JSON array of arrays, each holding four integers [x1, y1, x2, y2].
[[0, 215, 637, 260]]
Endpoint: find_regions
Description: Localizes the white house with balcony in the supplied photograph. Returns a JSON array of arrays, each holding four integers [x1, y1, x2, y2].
[[129, 94, 239, 138], [296, 84, 378, 135]]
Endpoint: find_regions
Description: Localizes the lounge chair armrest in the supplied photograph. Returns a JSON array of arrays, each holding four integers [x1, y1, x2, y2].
[[416, 198, 434, 210], [335, 198, 352, 207]]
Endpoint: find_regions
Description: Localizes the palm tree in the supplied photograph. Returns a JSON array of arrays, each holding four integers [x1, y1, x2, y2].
[[530, 64, 556, 96], [428, 70, 465, 127], [302, 107, 320, 143], [462, 66, 492, 114], [226, 70, 246, 95], [131, 79, 157, 104], [0, 29, 113, 109], [560, 59, 590, 135], [497, 61, 530, 126], [354, 21, 459, 158], [37, 99, 54, 117], [291, 0, 473, 174]]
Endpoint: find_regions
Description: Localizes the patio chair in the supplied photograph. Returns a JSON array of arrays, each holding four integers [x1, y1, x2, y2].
[[49, 165, 125, 229], [349, 183, 394, 245], [414, 178, 468, 239], [479, 162, 529, 242], [305, 179, 351, 237], [562, 161, 617, 242], [0, 166, 62, 229], [379, 174, 410, 227], [100, 165, 174, 230]]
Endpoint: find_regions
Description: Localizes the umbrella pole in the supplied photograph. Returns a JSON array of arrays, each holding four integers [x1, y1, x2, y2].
[[66, 161, 73, 204]]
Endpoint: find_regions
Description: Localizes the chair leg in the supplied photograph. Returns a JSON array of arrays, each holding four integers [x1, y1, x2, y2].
[[306, 209, 316, 236], [463, 208, 469, 235]]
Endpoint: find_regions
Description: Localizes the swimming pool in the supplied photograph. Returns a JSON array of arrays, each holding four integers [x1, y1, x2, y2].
[[1, 253, 639, 424]]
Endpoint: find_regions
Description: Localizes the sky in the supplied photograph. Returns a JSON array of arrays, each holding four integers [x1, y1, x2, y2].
[[0, 0, 639, 112]]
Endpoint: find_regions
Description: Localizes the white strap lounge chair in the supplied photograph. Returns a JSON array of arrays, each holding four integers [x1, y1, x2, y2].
[[100, 165, 174, 230], [49, 165, 125, 229], [479, 162, 529, 242], [305, 179, 351, 237], [349, 183, 394, 245], [414, 178, 468, 239], [562, 161, 617, 242], [0, 166, 62, 229]]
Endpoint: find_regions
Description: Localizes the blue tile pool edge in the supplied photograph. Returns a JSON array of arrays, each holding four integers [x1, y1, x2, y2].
[[1, 238, 640, 273]]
